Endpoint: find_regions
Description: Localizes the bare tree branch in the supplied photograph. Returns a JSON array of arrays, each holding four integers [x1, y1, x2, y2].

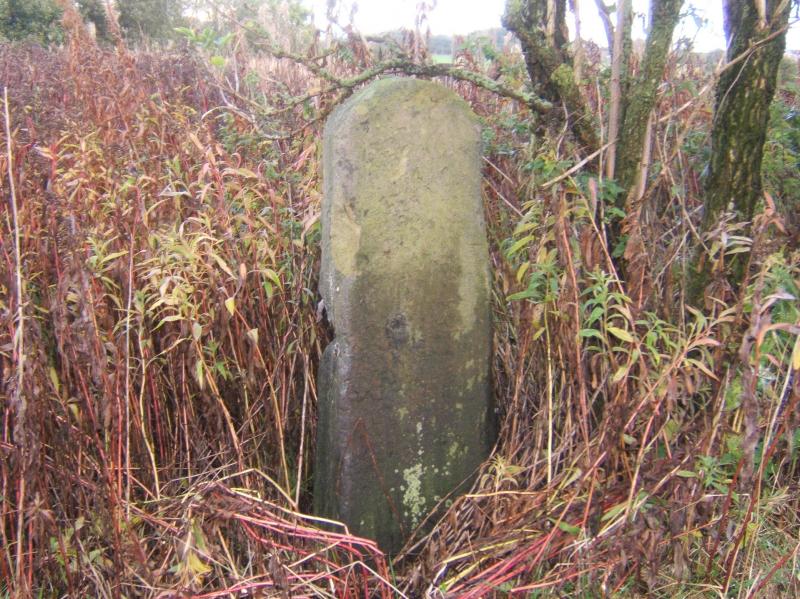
[[253, 41, 553, 114]]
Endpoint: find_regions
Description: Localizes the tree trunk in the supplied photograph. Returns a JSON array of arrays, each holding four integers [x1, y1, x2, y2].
[[605, 0, 632, 180], [503, 0, 598, 151], [606, 0, 682, 272], [701, 0, 792, 230], [689, 0, 791, 302], [614, 0, 683, 200]]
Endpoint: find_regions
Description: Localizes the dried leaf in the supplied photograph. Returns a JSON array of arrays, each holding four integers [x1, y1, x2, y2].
[[792, 337, 800, 371], [195, 361, 204, 390]]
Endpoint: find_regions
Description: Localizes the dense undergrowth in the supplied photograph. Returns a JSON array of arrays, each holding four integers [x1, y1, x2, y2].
[[1, 9, 799, 598]]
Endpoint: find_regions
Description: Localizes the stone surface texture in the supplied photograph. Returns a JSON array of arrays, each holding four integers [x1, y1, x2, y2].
[[315, 77, 494, 554]]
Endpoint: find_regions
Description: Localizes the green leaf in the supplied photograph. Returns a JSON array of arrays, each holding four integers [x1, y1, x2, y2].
[[676, 470, 697, 478], [579, 328, 604, 341], [506, 234, 534, 258], [49, 366, 60, 394], [507, 288, 536, 302], [174, 26, 195, 39], [224, 297, 235, 316], [99, 250, 128, 265], [553, 520, 582, 535], [607, 326, 634, 343], [210, 55, 225, 68], [601, 500, 628, 522], [612, 366, 628, 383], [263, 268, 282, 290], [210, 251, 235, 279], [516, 261, 531, 283], [586, 306, 604, 326], [157, 314, 184, 328], [686, 358, 718, 380]]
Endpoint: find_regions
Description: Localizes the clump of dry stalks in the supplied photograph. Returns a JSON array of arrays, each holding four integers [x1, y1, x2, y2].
[[1, 7, 798, 598]]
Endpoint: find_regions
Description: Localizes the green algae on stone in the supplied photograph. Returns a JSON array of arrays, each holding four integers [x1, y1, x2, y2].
[[314, 78, 495, 554]]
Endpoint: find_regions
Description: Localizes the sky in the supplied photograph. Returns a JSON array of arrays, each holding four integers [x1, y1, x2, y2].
[[304, 0, 800, 53]]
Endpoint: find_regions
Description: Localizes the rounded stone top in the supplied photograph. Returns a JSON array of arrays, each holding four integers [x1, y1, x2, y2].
[[325, 77, 480, 138]]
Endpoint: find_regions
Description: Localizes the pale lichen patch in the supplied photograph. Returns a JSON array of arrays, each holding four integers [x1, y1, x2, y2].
[[402, 463, 426, 524]]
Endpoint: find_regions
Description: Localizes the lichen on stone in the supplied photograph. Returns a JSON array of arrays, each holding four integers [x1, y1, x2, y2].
[[402, 463, 426, 524]]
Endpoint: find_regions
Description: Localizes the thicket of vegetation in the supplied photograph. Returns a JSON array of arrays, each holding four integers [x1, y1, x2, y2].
[[0, 0, 187, 43], [1, 0, 799, 597]]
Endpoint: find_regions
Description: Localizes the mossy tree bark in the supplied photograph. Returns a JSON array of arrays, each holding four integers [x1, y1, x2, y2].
[[614, 0, 683, 200], [605, 0, 633, 180], [503, 0, 682, 172], [702, 0, 792, 230], [689, 0, 792, 301], [601, 0, 682, 270], [502, 0, 599, 151]]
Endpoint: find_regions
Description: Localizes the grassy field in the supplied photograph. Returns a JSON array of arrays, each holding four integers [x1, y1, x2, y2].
[[1, 11, 799, 598]]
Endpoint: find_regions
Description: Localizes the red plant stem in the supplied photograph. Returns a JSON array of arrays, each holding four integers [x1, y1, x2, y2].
[[748, 540, 800, 598]]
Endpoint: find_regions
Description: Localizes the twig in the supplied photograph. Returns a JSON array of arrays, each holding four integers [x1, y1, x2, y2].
[[4, 85, 27, 594], [715, 17, 798, 79], [747, 540, 800, 598], [592, 0, 615, 50], [571, 0, 586, 83], [483, 166, 524, 217], [125, 218, 136, 515], [540, 142, 612, 189]]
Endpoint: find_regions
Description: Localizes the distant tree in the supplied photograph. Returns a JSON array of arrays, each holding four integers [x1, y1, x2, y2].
[[0, 0, 63, 43], [76, 0, 110, 41], [428, 34, 452, 56], [117, 0, 185, 41]]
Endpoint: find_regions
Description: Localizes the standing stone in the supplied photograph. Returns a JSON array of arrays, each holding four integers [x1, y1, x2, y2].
[[315, 78, 494, 554]]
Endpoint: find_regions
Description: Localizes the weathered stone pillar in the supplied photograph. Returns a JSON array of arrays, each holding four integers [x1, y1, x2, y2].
[[315, 78, 494, 554]]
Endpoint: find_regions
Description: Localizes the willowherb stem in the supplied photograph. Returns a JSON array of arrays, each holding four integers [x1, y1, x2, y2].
[[5, 85, 27, 595]]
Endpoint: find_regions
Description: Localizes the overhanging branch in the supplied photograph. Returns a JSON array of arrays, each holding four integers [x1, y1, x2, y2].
[[256, 40, 553, 114]]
